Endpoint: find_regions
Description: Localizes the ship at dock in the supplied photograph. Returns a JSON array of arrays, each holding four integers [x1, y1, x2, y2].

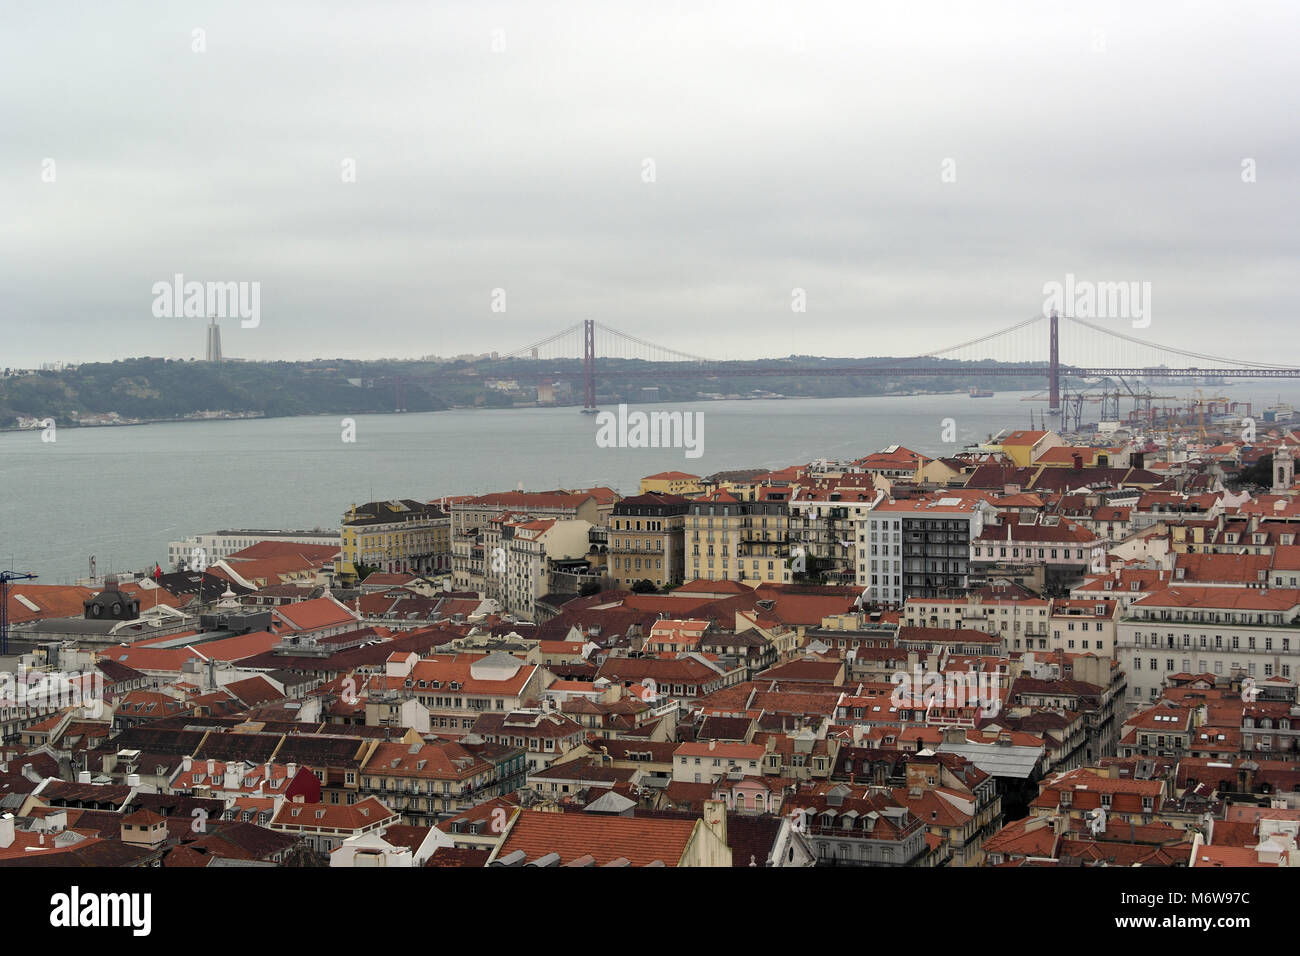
[[1263, 402, 1295, 424], [969, 387, 994, 398]]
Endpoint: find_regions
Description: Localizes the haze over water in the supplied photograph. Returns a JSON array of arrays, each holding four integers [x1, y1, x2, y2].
[[4, 383, 1299, 585]]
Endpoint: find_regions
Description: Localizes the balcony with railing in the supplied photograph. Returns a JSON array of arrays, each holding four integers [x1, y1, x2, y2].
[[616, 544, 664, 555]]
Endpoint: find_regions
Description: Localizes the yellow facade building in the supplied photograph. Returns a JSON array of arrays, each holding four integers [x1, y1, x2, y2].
[[639, 471, 704, 497]]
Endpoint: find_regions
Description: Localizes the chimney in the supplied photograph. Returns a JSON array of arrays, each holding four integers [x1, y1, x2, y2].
[[78, 770, 91, 784], [183, 756, 192, 772], [0, 814, 13, 849], [207, 758, 216, 775], [1073, 454, 1083, 470], [126, 773, 141, 788], [709, 740, 716, 751], [702, 799, 728, 848]]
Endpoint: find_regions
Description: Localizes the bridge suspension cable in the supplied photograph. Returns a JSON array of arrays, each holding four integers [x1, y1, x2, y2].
[[850, 314, 1047, 368], [594, 322, 711, 363], [1061, 315, 1299, 370], [497, 323, 585, 360], [913, 314, 1046, 360]]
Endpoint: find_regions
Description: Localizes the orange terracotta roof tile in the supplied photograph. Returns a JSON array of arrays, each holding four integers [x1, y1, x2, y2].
[[496, 809, 698, 866]]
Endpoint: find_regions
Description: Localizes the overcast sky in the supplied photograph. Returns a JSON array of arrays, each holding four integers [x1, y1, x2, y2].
[[3, 0, 1298, 368]]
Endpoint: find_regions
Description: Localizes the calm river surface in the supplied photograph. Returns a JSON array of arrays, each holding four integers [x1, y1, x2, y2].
[[3, 383, 1297, 583]]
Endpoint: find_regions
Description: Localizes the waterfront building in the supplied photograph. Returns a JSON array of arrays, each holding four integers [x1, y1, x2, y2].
[[337, 500, 448, 581], [168, 529, 339, 570], [639, 471, 704, 497], [981, 430, 1065, 467], [609, 492, 689, 590]]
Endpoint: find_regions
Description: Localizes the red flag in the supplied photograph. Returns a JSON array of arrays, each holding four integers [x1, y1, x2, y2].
[[153, 563, 162, 580]]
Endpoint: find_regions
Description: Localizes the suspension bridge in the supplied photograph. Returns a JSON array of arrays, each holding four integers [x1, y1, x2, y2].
[[384, 313, 1300, 418]]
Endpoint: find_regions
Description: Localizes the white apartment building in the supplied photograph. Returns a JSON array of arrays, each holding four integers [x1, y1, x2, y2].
[[970, 514, 1106, 578], [1049, 598, 1119, 658], [902, 585, 1050, 654], [1072, 567, 1174, 615], [858, 495, 996, 604], [788, 485, 881, 583], [500, 518, 593, 619], [1117, 586, 1300, 705]]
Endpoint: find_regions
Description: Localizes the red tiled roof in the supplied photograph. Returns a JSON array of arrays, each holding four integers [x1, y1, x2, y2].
[[271, 797, 395, 831], [274, 597, 359, 631], [3, 585, 97, 624], [672, 579, 751, 595], [227, 541, 339, 563], [107, 630, 280, 673], [458, 491, 595, 509], [1002, 431, 1050, 446], [497, 809, 698, 866], [1132, 586, 1300, 612]]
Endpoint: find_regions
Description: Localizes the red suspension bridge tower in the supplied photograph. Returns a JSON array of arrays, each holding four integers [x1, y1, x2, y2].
[[582, 319, 597, 413], [1049, 308, 1060, 416]]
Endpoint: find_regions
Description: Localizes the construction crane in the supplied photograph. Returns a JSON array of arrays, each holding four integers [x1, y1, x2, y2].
[[1190, 389, 1230, 441], [0, 570, 38, 655], [1022, 377, 1176, 435]]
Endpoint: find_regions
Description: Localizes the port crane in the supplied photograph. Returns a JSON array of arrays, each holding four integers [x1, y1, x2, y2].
[[0, 570, 38, 655]]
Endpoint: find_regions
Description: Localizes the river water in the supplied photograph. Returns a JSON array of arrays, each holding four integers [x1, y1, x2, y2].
[[3, 383, 1298, 583]]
